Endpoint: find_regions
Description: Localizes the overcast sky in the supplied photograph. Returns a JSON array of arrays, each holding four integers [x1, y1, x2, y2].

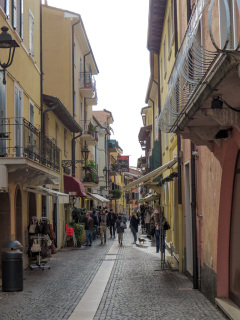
[[47, 0, 150, 167]]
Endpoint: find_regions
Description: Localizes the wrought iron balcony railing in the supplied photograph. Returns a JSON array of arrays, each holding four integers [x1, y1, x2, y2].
[[0, 117, 60, 172], [79, 72, 97, 101], [158, 0, 240, 133]]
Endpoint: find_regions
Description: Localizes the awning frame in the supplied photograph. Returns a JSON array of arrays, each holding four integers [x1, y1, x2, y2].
[[24, 186, 69, 204], [124, 158, 177, 191], [87, 192, 110, 203]]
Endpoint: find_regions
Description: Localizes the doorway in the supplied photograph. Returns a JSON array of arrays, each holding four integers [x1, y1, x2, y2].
[[15, 188, 22, 244], [229, 152, 240, 307]]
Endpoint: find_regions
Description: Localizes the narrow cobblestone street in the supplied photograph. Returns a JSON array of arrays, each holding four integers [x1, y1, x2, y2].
[[0, 226, 228, 320]]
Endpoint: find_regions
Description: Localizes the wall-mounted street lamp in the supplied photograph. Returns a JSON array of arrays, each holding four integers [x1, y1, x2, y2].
[[103, 166, 109, 189], [81, 141, 90, 166], [0, 26, 19, 85]]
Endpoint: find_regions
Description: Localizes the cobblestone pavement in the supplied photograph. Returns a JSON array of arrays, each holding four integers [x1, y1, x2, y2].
[[0, 226, 228, 320]]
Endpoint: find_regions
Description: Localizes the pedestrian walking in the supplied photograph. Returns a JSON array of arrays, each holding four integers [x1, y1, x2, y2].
[[99, 209, 107, 244], [129, 211, 139, 244], [85, 212, 94, 246], [153, 208, 161, 253], [107, 208, 117, 238], [116, 213, 126, 246], [92, 209, 99, 239]]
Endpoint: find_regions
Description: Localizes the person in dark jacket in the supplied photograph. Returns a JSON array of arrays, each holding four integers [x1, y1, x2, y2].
[[107, 209, 117, 239], [130, 211, 139, 244], [85, 212, 94, 246], [116, 214, 126, 246]]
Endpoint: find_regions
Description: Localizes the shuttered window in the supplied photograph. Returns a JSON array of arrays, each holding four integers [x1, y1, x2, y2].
[[29, 9, 34, 56]]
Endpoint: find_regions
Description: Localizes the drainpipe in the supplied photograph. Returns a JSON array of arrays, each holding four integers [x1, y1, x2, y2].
[[40, 2, 43, 131], [191, 142, 198, 289], [71, 132, 83, 177], [157, 54, 162, 168], [42, 105, 58, 135], [186, 0, 198, 290], [72, 16, 81, 177]]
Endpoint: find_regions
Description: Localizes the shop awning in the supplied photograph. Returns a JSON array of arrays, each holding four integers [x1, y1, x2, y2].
[[87, 192, 110, 203], [24, 186, 69, 204], [124, 158, 177, 191], [64, 175, 87, 197], [136, 194, 160, 204]]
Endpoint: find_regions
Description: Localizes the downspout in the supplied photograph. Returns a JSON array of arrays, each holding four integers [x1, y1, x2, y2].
[[42, 105, 58, 135], [191, 142, 198, 289], [40, 3, 43, 130], [187, 0, 198, 289], [72, 16, 81, 177], [149, 97, 155, 170], [157, 54, 162, 167]]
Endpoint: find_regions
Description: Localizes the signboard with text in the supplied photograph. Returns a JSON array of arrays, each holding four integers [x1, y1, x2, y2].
[[117, 155, 129, 172]]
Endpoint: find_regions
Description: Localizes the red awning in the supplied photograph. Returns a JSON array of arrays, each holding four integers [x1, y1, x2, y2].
[[64, 175, 87, 197]]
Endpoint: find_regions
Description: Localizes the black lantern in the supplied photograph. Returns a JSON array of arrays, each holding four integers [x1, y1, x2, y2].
[[103, 166, 107, 177], [81, 142, 90, 165], [0, 27, 19, 85]]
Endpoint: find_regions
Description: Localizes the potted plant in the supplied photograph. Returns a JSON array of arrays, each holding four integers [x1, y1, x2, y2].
[[109, 189, 122, 199], [83, 160, 98, 183], [69, 221, 84, 247]]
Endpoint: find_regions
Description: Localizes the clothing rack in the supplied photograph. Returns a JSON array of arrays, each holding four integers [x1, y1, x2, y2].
[[28, 217, 51, 270], [29, 235, 50, 270]]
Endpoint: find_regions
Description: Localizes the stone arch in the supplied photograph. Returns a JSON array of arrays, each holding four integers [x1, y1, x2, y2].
[[216, 131, 240, 297]]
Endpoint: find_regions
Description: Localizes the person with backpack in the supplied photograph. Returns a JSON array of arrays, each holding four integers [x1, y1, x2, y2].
[[116, 213, 126, 246], [107, 208, 117, 239]]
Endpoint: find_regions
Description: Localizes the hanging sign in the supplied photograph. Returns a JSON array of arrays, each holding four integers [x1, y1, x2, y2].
[[117, 156, 129, 172]]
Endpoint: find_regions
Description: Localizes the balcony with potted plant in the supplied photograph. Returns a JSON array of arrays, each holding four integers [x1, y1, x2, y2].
[[80, 121, 98, 146], [82, 160, 99, 188]]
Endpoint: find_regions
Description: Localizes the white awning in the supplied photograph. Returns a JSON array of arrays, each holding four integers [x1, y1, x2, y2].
[[24, 186, 69, 204], [124, 158, 177, 191], [136, 194, 160, 204], [87, 192, 110, 203]]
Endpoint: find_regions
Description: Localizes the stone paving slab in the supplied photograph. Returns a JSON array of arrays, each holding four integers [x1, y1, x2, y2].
[[0, 227, 229, 320], [93, 228, 228, 320]]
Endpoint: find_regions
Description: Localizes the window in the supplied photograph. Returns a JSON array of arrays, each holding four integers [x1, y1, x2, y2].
[[155, 117, 158, 140], [160, 57, 163, 90], [163, 37, 166, 78], [29, 102, 34, 146], [64, 129, 68, 157], [12, 0, 23, 38], [55, 122, 59, 146], [171, 0, 175, 41], [0, 0, 9, 16], [167, 15, 171, 54], [29, 9, 34, 57]]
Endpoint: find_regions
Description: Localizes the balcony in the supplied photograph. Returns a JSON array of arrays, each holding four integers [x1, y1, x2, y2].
[[80, 120, 98, 146], [158, 0, 240, 150], [81, 161, 99, 188], [0, 118, 60, 186], [138, 125, 152, 151], [79, 72, 98, 104], [108, 139, 119, 152], [137, 156, 147, 169]]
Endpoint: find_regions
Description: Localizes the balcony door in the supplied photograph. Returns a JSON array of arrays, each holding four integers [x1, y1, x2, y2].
[[0, 73, 7, 156], [229, 152, 240, 307], [14, 85, 22, 157]]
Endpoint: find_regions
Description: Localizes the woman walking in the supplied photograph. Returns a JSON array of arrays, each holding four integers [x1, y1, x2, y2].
[[130, 211, 139, 244], [116, 214, 126, 246]]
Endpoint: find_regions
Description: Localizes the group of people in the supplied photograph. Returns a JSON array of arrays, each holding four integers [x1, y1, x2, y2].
[[129, 205, 167, 253], [84, 204, 167, 253], [84, 207, 127, 247]]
